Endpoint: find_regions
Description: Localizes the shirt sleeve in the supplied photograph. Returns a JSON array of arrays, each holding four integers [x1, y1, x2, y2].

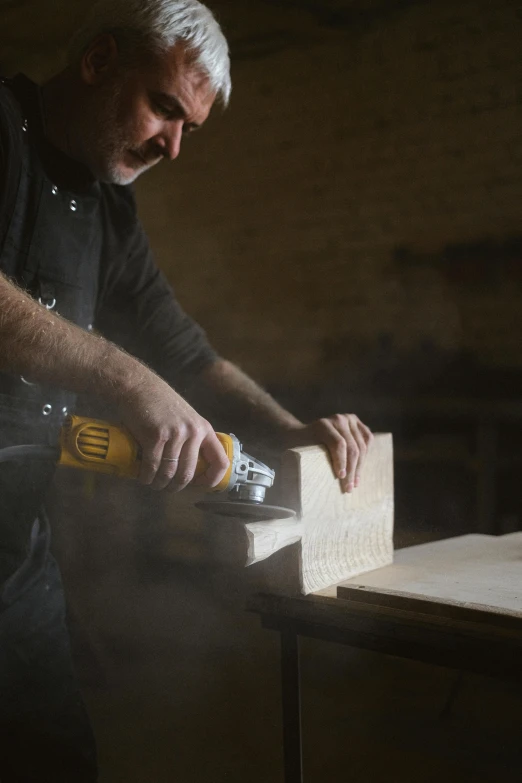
[[96, 189, 219, 393]]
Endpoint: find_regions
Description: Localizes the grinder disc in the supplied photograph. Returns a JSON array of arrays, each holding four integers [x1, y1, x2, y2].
[[195, 500, 296, 521]]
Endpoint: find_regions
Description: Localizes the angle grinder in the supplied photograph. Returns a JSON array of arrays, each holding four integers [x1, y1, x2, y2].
[[0, 415, 295, 521]]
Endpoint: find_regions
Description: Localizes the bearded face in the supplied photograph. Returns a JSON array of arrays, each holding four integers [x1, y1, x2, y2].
[[74, 44, 216, 185], [76, 74, 168, 185]]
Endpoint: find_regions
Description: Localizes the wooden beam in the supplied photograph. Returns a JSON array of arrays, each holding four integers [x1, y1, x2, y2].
[[202, 433, 394, 595], [286, 433, 394, 594]]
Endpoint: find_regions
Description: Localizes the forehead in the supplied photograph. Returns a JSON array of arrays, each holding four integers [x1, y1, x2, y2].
[[140, 44, 216, 117]]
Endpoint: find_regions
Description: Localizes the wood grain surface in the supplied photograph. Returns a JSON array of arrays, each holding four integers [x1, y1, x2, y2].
[[295, 434, 394, 593], [338, 533, 522, 618], [200, 434, 394, 595]]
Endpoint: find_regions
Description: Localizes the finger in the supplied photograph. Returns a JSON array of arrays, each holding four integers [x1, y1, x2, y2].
[[345, 416, 373, 488], [317, 419, 350, 483], [138, 437, 168, 486], [353, 416, 374, 446], [328, 415, 360, 493], [166, 434, 202, 493], [150, 437, 184, 491], [191, 432, 230, 488], [346, 416, 369, 489]]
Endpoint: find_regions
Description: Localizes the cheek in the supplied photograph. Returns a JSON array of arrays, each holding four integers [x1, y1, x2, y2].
[[127, 103, 163, 142], [138, 117, 164, 142], [116, 95, 161, 142]]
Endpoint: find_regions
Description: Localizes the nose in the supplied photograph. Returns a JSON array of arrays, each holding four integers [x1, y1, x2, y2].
[[159, 120, 184, 161]]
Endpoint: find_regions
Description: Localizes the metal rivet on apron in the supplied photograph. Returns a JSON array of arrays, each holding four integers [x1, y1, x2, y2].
[[87, 324, 93, 332], [42, 404, 53, 416], [22, 119, 28, 132], [38, 296, 56, 311], [70, 199, 78, 212], [51, 185, 58, 195], [62, 407, 68, 416], [20, 375, 36, 386]]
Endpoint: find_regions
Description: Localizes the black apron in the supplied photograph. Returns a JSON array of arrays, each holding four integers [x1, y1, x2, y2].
[[0, 75, 101, 580], [0, 76, 100, 780]]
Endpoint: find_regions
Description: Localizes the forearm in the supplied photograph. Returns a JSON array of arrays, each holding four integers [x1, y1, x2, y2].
[[0, 272, 149, 403], [192, 358, 375, 495], [0, 273, 232, 492], [190, 358, 303, 447]]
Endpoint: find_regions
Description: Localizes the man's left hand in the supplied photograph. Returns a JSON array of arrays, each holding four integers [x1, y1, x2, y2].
[[283, 414, 373, 494]]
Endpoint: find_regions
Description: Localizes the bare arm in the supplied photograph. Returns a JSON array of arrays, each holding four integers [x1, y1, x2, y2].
[[191, 359, 373, 493], [0, 273, 229, 491], [0, 272, 141, 396], [189, 358, 303, 441]]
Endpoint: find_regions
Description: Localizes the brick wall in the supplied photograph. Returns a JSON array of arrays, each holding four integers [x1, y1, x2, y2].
[[2, 0, 522, 388], [138, 0, 522, 386]]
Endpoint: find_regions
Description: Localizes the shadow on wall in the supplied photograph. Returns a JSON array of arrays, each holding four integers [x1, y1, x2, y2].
[[394, 236, 522, 290]]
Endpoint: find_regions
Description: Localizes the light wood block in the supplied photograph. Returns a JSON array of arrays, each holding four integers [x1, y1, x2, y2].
[[202, 433, 394, 595], [292, 434, 394, 594]]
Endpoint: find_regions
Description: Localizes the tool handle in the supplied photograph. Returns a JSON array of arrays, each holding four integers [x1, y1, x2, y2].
[[60, 416, 234, 491]]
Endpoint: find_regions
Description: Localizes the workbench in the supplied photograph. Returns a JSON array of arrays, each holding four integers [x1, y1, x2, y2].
[[248, 533, 522, 783]]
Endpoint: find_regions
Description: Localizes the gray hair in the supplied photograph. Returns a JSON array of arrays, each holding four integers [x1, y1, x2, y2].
[[67, 0, 231, 106]]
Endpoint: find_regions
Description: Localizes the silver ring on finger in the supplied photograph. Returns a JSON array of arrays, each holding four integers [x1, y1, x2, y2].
[[161, 457, 179, 463]]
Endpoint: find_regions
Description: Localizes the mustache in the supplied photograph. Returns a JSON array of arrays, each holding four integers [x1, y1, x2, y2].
[[132, 143, 167, 166]]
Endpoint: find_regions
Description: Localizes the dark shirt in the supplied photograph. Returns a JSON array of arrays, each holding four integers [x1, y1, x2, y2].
[[0, 74, 218, 393]]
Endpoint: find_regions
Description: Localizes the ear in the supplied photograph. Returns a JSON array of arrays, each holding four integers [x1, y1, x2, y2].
[[80, 33, 120, 86]]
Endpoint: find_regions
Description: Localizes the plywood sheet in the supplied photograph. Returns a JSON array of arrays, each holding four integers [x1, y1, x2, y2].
[[338, 533, 522, 618]]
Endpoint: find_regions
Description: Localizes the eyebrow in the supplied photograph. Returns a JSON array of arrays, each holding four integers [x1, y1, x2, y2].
[[151, 91, 201, 130]]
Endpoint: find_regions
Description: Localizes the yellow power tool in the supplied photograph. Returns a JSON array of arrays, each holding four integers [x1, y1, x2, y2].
[[0, 415, 293, 521]]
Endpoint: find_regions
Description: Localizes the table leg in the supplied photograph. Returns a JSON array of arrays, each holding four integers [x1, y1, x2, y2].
[[280, 630, 303, 783], [477, 420, 497, 534]]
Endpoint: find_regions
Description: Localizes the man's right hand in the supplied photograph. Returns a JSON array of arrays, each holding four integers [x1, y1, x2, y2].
[[119, 375, 230, 492], [0, 272, 229, 493]]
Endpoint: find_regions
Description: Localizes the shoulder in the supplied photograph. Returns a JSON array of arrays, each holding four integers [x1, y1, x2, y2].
[[0, 79, 23, 123], [0, 80, 26, 219], [0, 79, 25, 154]]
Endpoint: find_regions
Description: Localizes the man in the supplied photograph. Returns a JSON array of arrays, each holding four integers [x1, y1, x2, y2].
[[0, 0, 372, 779]]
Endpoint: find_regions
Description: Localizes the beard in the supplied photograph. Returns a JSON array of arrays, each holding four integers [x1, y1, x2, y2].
[[76, 78, 160, 186]]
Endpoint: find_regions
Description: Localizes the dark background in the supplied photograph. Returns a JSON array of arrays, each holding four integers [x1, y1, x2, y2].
[[2, 1, 522, 781]]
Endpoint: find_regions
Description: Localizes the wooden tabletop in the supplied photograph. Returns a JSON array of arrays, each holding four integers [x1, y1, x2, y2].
[[338, 533, 522, 619], [248, 534, 522, 680]]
